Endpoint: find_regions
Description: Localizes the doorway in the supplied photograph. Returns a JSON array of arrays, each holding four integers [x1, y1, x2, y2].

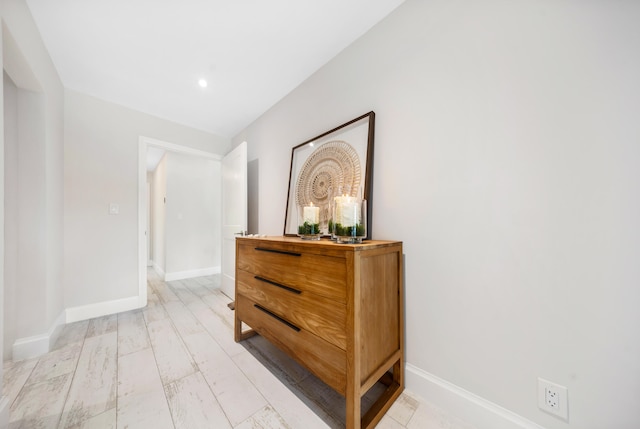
[[138, 136, 222, 304]]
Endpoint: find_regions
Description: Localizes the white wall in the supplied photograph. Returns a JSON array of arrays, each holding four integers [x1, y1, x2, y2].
[[2, 72, 17, 361], [1, 0, 65, 420], [233, 1, 640, 428], [164, 151, 221, 279], [1, 0, 65, 365], [0, 30, 6, 426], [64, 90, 230, 313], [3, 73, 50, 359]]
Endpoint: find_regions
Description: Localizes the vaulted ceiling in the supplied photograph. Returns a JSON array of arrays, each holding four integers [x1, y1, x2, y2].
[[25, 0, 405, 138]]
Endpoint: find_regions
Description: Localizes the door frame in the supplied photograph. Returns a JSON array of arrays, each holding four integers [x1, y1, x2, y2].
[[138, 136, 221, 305]]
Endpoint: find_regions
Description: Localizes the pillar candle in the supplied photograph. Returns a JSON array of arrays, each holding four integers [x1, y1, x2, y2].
[[333, 195, 344, 223], [339, 197, 360, 227], [303, 202, 319, 224]]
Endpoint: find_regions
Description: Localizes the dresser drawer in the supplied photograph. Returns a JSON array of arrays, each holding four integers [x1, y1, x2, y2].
[[236, 294, 346, 394], [236, 239, 346, 303], [237, 241, 346, 303], [237, 269, 347, 350]]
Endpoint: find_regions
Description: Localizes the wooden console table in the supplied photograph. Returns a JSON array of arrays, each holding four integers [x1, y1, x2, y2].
[[234, 236, 404, 428]]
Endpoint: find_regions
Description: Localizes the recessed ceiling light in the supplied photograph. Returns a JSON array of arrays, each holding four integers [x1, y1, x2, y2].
[[198, 79, 208, 88]]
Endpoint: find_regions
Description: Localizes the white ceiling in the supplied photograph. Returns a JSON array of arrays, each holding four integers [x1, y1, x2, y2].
[[25, 0, 405, 139]]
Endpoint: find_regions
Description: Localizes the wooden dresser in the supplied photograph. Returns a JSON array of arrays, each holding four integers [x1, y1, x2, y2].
[[234, 236, 404, 429]]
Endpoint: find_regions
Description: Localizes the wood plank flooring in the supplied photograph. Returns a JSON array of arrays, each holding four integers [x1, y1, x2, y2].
[[3, 270, 476, 429]]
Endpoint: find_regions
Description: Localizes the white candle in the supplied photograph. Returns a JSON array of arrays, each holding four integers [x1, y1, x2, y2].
[[339, 197, 360, 227], [303, 202, 319, 224], [333, 195, 345, 223]]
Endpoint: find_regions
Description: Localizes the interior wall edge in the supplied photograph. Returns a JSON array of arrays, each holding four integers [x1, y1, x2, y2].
[[1, 21, 42, 92], [11, 309, 65, 361], [152, 262, 166, 280], [0, 396, 10, 427]]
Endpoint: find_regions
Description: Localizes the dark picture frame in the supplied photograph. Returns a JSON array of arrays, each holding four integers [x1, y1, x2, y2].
[[283, 111, 375, 239]]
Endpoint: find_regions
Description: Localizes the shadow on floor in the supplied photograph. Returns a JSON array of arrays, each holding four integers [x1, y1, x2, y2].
[[237, 326, 388, 429]]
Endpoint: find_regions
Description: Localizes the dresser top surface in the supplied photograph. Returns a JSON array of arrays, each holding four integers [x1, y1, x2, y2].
[[236, 236, 401, 250]]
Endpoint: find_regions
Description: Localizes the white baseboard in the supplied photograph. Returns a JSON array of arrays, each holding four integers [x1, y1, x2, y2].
[[65, 295, 144, 324], [12, 310, 66, 361], [153, 262, 165, 278], [11, 294, 145, 361], [164, 266, 221, 282], [405, 364, 546, 429], [12, 334, 50, 362], [0, 396, 10, 428]]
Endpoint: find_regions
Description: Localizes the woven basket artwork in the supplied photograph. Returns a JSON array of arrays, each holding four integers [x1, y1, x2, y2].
[[295, 140, 361, 230]]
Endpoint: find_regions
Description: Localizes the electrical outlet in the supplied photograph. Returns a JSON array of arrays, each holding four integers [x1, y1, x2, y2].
[[545, 386, 559, 408], [538, 378, 568, 420]]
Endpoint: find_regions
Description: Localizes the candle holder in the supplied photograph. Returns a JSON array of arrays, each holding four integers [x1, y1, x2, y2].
[[327, 185, 339, 240], [333, 197, 367, 244], [298, 203, 321, 240]]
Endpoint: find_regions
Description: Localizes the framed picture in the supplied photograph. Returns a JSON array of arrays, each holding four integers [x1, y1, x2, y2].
[[283, 111, 375, 239]]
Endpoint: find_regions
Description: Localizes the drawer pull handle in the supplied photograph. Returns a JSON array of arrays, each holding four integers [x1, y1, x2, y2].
[[254, 247, 301, 257], [254, 304, 301, 332], [254, 276, 302, 294]]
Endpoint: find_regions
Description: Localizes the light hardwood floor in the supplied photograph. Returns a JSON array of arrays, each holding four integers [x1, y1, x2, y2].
[[3, 270, 476, 429]]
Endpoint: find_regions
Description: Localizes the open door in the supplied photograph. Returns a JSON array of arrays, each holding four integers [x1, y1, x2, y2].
[[221, 141, 247, 300]]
